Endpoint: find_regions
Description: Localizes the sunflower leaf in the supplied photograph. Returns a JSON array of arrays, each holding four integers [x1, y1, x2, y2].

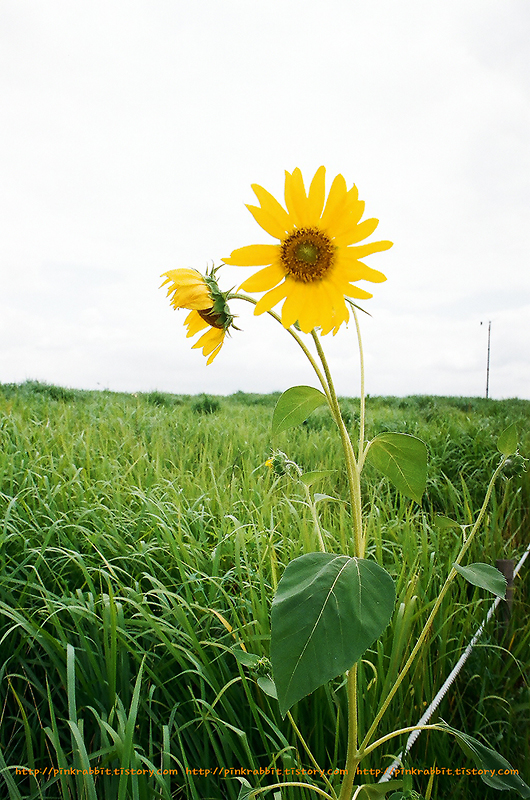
[[436, 723, 530, 797], [272, 386, 327, 436], [497, 423, 518, 456], [365, 433, 427, 504], [300, 469, 336, 486], [453, 562, 507, 599], [271, 553, 395, 717]]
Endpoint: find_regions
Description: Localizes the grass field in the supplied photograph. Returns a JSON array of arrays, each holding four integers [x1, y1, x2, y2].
[[0, 381, 528, 799]]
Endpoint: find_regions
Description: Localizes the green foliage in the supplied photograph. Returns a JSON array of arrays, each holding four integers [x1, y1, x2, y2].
[[497, 422, 518, 456], [0, 385, 528, 799], [366, 433, 428, 504], [192, 393, 221, 414], [437, 723, 530, 796], [272, 385, 328, 436], [453, 562, 507, 599], [270, 554, 395, 716]]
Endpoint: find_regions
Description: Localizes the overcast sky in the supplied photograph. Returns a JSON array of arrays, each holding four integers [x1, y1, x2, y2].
[[1, 0, 529, 399]]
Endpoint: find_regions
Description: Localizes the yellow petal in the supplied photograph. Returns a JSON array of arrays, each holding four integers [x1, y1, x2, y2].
[[334, 217, 380, 247], [193, 326, 225, 356], [223, 244, 279, 266], [320, 174, 347, 228], [339, 257, 387, 284], [254, 282, 289, 315], [329, 201, 365, 237], [239, 263, 285, 292], [206, 342, 223, 365], [307, 166, 326, 223], [170, 285, 212, 310], [184, 310, 209, 336], [251, 183, 293, 232], [280, 281, 307, 329], [344, 240, 393, 259], [161, 268, 202, 286], [345, 284, 373, 300], [285, 168, 310, 226], [302, 282, 333, 333], [246, 204, 289, 239], [318, 281, 348, 335]]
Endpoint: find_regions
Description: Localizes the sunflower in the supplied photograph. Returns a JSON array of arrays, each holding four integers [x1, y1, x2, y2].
[[160, 267, 234, 365], [222, 167, 392, 334]]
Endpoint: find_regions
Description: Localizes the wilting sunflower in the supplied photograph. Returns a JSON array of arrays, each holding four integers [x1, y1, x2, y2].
[[160, 267, 235, 364], [222, 167, 392, 334]]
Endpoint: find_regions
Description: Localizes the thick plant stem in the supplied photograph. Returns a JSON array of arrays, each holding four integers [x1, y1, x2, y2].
[[309, 331, 366, 800], [310, 331, 364, 559], [338, 664, 360, 800], [359, 455, 508, 752]]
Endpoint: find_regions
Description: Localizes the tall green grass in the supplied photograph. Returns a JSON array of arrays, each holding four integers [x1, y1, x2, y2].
[[0, 382, 528, 799]]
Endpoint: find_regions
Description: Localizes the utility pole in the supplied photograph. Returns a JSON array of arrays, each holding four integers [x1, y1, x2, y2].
[[481, 320, 492, 399]]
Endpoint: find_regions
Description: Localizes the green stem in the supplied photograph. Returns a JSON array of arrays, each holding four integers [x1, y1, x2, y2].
[[359, 455, 508, 752], [362, 723, 443, 758], [310, 331, 364, 559], [301, 481, 327, 553], [309, 331, 367, 800], [229, 293, 333, 406], [352, 309, 366, 467], [337, 664, 359, 800]]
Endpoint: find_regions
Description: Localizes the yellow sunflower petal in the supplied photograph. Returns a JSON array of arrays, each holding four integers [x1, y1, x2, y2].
[[307, 166, 326, 224], [251, 183, 293, 232], [193, 326, 225, 356], [170, 285, 212, 310], [309, 281, 335, 333], [280, 281, 308, 330], [206, 342, 223, 365], [285, 168, 310, 226], [334, 217, 380, 247], [329, 202, 366, 237], [338, 256, 387, 284], [345, 241, 393, 259], [184, 310, 209, 337], [254, 282, 289, 316], [320, 173, 348, 228], [295, 286, 319, 333], [321, 300, 349, 336], [161, 268, 202, 286], [322, 280, 344, 330], [246, 204, 290, 240], [239, 263, 285, 292], [319, 279, 349, 335], [222, 244, 279, 266], [345, 284, 373, 300]]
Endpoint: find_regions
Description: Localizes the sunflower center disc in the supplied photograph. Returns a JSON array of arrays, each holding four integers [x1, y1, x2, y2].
[[280, 227, 335, 283]]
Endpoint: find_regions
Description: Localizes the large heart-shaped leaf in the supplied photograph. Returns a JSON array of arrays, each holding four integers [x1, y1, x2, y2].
[[272, 386, 327, 436], [365, 433, 427, 504], [270, 553, 395, 717]]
